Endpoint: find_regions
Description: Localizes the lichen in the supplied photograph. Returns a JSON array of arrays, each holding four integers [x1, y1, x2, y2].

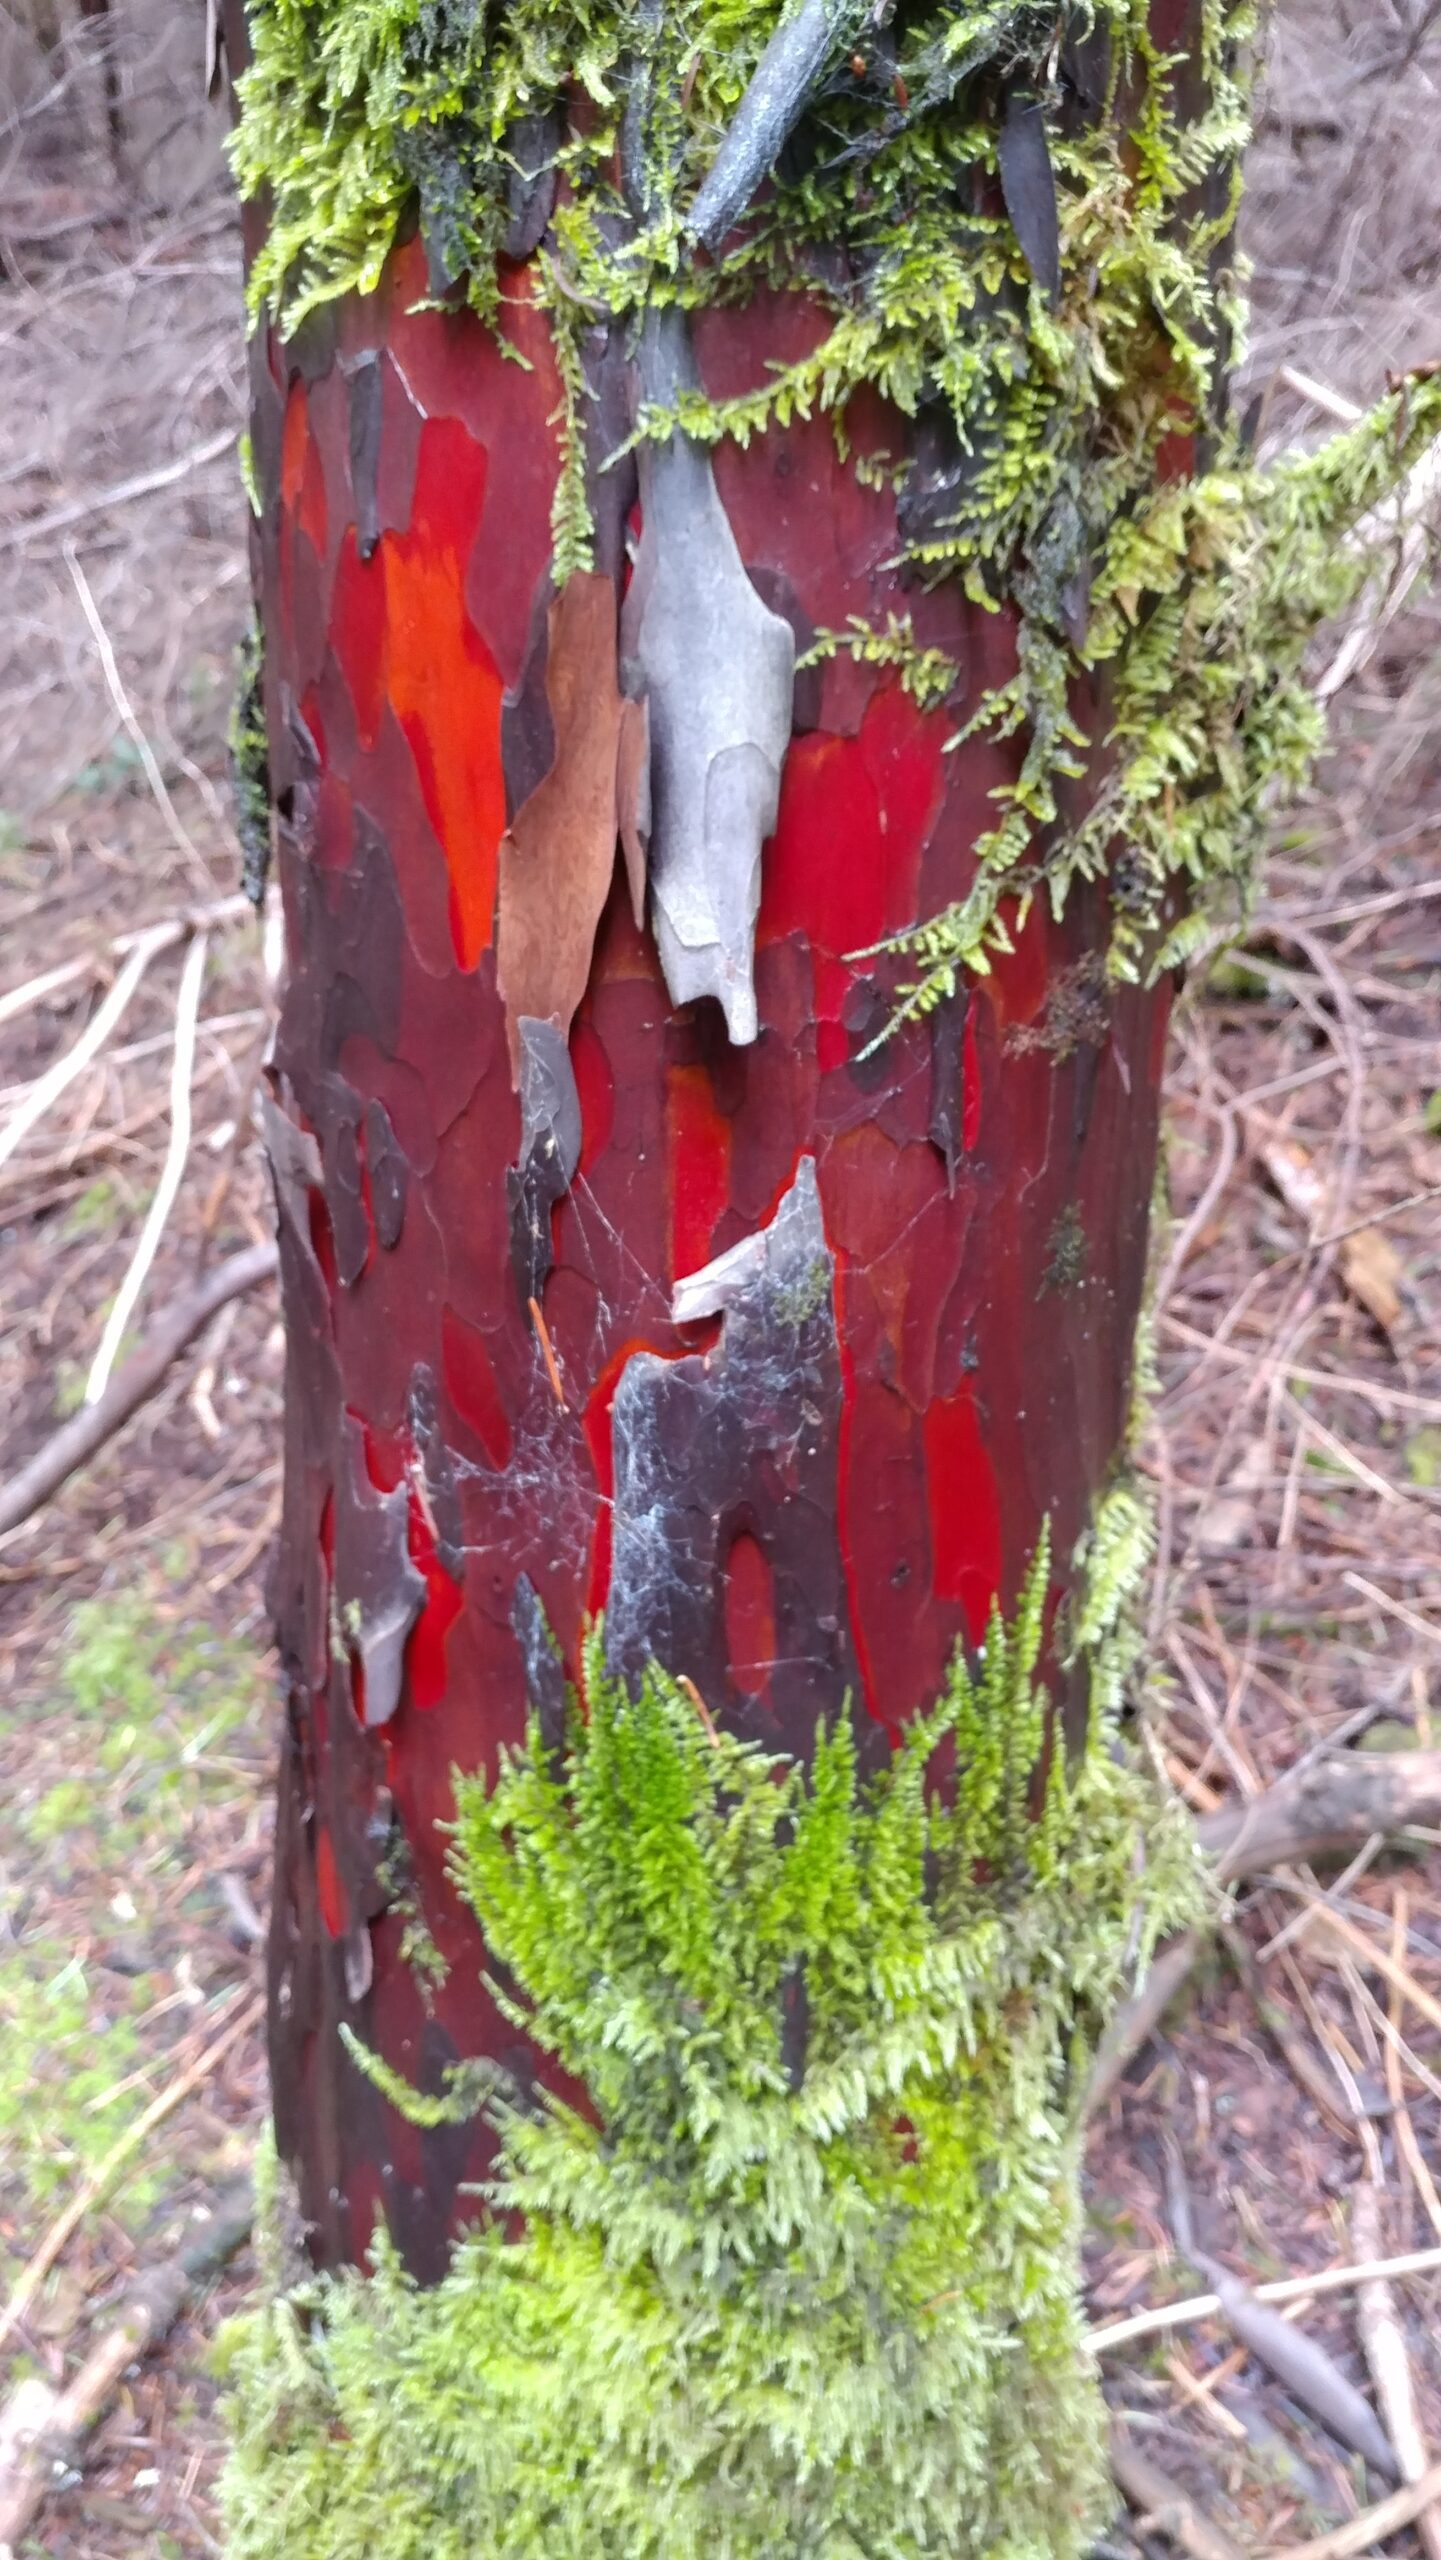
[[220, 1537, 1200, 2560], [1038, 1198, 1088, 1297]]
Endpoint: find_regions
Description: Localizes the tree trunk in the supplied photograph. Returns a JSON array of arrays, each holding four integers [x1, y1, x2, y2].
[[243, 126, 1188, 2294], [219, 2, 1441, 2548], [222, 0, 1441, 2539]]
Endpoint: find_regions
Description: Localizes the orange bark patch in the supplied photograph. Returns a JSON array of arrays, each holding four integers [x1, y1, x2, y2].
[[382, 419, 505, 971]]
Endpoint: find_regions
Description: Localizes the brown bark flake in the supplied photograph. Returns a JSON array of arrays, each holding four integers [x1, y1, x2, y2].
[[496, 569, 628, 1076]]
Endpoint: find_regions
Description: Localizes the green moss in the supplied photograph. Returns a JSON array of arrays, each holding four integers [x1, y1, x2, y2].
[[221, 1533, 1200, 2560], [797, 615, 963, 713], [231, 0, 1441, 1009], [374, 1831, 451, 2002], [886, 377, 1441, 1020]]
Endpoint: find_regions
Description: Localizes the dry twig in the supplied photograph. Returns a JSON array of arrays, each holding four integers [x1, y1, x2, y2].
[[0, 1991, 262, 2360], [1269, 2460, 1441, 2560], [1352, 2182, 1441, 2560], [64, 543, 216, 892], [1087, 1931, 1207, 2114], [1385, 1890, 1441, 2243], [0, 927, 170, 1175], [0, 895, 250, 1038], [0, 2181, 252, 2554], [0, 1240, 278, 1539], [1108, 2427, 1249, 2560], [1085, 2244, 1441, 2356], [0, 423, 237, 557], [84, 927, 209, 1404], [1292, 1898, 1441, 2039]]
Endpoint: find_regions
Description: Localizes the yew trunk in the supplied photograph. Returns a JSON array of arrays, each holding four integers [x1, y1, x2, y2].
[[242, 48, 1193, 2287]]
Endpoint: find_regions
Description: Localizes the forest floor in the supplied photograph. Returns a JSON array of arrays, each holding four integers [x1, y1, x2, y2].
[[1, 4, 1440, 2555]]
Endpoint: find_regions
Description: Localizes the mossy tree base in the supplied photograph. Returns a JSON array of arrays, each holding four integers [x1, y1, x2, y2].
[[221, 1588, 1202, 2560]]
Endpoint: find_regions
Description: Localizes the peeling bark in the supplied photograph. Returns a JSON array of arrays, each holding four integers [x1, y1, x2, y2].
[[497, 570, 631, 1073], [623, 307, 796, 1045], [607, 1157, 863, 1749]]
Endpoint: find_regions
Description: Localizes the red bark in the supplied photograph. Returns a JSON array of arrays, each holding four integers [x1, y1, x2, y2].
[[251, 243, 1175, 2276]]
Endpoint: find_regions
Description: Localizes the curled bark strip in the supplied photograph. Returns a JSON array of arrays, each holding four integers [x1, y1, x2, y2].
[[346, 352, 384, 559], [997, 91, 1061, 304], [1201, 1749, 1441, 1882], [0, 1242, 278, 1540], [333, 1411, 428, 1731], [502, 108, 562, 260], [508, 1018, 584, 1311], [606, 1157, 857, 1726], [615, 693, 651, 928]]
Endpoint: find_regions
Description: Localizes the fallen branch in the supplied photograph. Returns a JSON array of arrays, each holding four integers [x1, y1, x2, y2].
[[1108, 2427, 1249, 2560], [0, 2180, 252, 2553], [1200, 1750, 1441, 1881], [1089, 1748, 1441, 2113], [1269, 2459, 1441, 2560], [0, 1993, 262, 2359], [85, 928, 209, 1404], [0, 1241, 278, 1539], [1085, 2243, 1441, 2357]]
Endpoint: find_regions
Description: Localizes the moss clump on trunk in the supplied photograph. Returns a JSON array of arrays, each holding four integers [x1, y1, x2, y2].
[[229, 0, 1441, 1004], [220, 1535, 1202, 2560]]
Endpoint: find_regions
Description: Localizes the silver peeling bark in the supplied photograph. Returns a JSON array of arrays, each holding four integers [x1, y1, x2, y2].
[[623, 307, 795, 1048]]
